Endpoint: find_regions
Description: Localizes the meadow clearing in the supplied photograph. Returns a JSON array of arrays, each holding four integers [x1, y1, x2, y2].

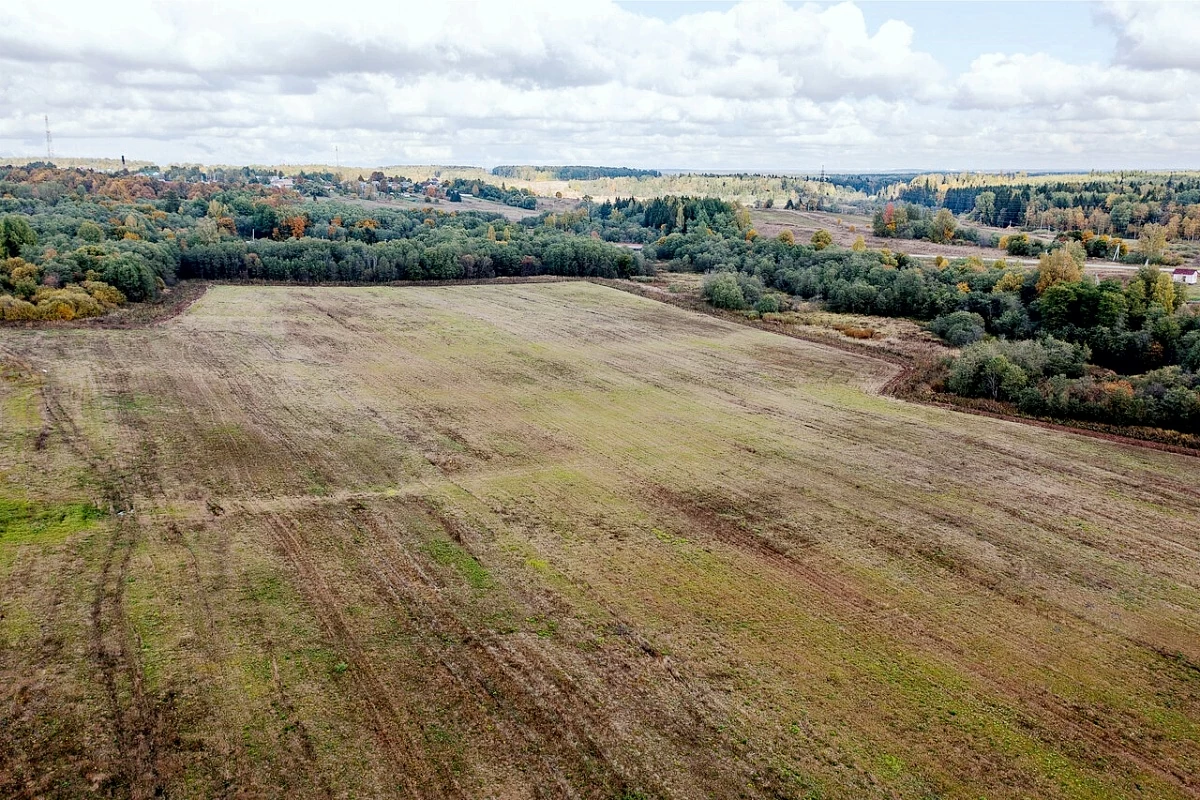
[[1, 282, 1199, 798]]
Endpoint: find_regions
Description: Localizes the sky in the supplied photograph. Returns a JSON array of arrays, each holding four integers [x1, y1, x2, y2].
[[0, 0, 1198, 172]]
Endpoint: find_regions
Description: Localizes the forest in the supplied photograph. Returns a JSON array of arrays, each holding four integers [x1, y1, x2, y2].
[[0, 164, 663, 321], [891, 171, 1200, 253]]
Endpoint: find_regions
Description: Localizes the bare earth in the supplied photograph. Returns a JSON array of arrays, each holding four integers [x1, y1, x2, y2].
[[2, 283, 1199, 799]]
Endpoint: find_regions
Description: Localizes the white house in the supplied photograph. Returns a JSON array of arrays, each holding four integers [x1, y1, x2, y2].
[[1172, 268, 1198, 285]]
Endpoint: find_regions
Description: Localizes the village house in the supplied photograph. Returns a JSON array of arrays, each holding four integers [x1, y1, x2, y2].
[[1172, 267, 1198, 285]]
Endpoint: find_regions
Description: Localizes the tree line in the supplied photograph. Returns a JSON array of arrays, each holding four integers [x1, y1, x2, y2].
[[491, 165, 661, 181]]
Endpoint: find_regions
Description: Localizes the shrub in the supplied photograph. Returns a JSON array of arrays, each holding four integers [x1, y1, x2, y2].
[[811, 229, 833, 250], [80, 280, 126, 308], [0, 294, 38, 321], [736, 273, 764, 306], [702, 272, 746, 310], [929, 311, 986, 346], [948, 347, 1028, 400], [754, 294, 783, 314]]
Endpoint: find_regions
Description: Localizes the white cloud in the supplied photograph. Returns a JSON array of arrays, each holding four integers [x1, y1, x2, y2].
[[0, 0, 1197, 170], [953, 52, 1198, 109], [1098, 1, 1200, 71]]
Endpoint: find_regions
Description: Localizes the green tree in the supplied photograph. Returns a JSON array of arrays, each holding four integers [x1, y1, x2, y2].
[[811, 229, 833, 250], [0, 216, 38, 258], [973, 191, 996, 226], [931, 208, 957, 243], [77, 220, 105, 243]]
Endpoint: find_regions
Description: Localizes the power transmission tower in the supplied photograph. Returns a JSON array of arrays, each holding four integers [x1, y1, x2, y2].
[[44, 115, 53, 160]]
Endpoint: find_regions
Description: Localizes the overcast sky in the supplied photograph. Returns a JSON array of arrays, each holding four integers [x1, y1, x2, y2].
[[1, 1, 1197, 172]]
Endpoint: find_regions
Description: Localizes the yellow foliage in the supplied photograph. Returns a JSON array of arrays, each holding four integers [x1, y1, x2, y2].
[[956, 281, 970, 294], [37, 297, 76, 320], [81, 280, 126, 308], [0, 294, 38, 320], [745, 229, 759, 242], [992, 271, 1024, 293], [851, 236, 866, 252], [776, 229, 794, 245], [9, 261, 40, 282], [1035, 248, 1082, 294], [934, 255, 947, 268]]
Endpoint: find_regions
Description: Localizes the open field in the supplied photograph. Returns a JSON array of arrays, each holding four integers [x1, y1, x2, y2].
[[3, 283, 1200, 798]]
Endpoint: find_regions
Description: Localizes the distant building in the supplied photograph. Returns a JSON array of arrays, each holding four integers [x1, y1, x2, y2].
[[269, 177, 294, 190], [1172, 268, 1198, 285]]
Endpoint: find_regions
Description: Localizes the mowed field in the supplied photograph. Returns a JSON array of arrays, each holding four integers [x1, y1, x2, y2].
[[2, 283, 1199, 799]]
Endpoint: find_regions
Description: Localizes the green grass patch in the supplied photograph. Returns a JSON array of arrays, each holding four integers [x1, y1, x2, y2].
[[422, 537, 493, 591], [0, 498, 105, 565]]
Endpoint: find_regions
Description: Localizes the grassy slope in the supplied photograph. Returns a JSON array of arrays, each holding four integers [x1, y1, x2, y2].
[[1, 283, 1198, 799]]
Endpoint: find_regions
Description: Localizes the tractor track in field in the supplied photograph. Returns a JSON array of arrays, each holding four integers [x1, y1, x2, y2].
[[19, 344, 179, 799], [651, 484, 1200, 795], [260, 510, 441, 797], [5, 283, 1200, 797]]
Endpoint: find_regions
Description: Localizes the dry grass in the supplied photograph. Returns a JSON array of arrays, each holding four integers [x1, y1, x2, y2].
[[2, 283, 1199, 799]]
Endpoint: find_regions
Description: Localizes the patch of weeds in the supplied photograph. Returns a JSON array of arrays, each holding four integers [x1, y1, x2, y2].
[[0, 498, 105, 565], [239, 567, 295, 609], [526, 615, 558, 638], [423, 537, 492, 591], [301, 467, 330, 496], [331, 661, 349, 677], [424, 722, 457, 745], [878, 753, 905, 778], [108, 393, 156, 414], [652, 527, 689, 546], [617, 790, 653, 800], [0, 602, 37, 647]]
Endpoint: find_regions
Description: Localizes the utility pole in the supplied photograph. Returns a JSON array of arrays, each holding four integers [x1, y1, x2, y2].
[[44, 115, 53, 160]]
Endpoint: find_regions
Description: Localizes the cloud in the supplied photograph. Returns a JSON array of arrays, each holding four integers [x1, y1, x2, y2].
[[953, 52, 1199, 109], [0, 0, 1197, 170], [1097, 1, 1200, 71]]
